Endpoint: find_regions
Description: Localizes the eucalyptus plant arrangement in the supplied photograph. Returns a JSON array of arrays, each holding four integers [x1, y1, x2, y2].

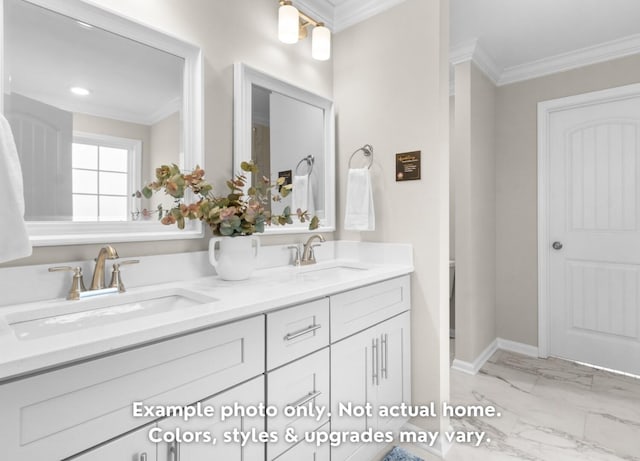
[[140, 162, 319, 236]]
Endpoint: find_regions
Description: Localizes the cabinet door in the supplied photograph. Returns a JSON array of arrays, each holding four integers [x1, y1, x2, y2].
[[374, 311, 411, 433], [68, 425, 157, 461], [330, 329, 372, 461], [157, 376, 265, 461]]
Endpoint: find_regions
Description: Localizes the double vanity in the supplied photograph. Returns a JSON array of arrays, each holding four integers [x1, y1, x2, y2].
[[0, 241, 414, 461]]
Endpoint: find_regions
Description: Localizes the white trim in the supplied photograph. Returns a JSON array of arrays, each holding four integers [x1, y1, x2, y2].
[[401, 422, 449, 458], [450, 39, 478, 65], [496, 338, 539, 358], [473, 42, 501, 84], [499, 33, 640, 86], [537, 82, 640, 359], [449, 40, 501, 88], [294, 0, 334, 30], [450, 33, 640, 88], [333, 0, 406, 33], [451, 339, 498, 375], [4, 0, 205, 246]]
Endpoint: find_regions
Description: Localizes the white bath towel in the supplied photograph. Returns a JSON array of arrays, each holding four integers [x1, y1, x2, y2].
[[292, 174, 315, 216], [344, 168, 375, 231], [0, 114, 32, 263]]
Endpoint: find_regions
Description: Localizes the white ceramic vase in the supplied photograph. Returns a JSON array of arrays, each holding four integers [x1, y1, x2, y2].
[[208, 236, 261, 281]]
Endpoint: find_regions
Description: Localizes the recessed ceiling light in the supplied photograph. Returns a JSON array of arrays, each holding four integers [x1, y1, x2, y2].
[[70, 87, 90, 96]]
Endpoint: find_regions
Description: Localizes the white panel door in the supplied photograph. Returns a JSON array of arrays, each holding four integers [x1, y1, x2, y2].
[[6, 92, 73, 220], [547, 90, 640, 374]]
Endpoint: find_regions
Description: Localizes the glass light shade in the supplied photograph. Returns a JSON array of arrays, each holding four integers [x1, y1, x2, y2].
[[278, 4, 299, 44], [312, 25, 331, 61]]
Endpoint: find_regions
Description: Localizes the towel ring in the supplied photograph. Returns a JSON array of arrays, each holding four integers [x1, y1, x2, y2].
[[295, 155, 314, 176], [348, 144, 374, 169]]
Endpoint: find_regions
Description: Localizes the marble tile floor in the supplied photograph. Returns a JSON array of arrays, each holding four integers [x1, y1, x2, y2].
[[402, 350, 640, 461]]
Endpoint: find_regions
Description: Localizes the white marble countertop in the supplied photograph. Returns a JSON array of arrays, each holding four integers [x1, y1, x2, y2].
[[0, 241, 413, 382]]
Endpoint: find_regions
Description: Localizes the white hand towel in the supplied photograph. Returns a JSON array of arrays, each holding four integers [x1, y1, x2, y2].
[[344, 168, 375, 231], [0, 114, 32, 263], [292, 174, 315, 215]]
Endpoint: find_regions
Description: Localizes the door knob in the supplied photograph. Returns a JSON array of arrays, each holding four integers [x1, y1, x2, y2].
[[552, 241, 563, 250]]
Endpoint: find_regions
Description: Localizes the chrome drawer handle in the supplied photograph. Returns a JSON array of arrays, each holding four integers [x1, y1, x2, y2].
[[381, 333, 388, 380], [284, 323, 322, 341], [287, 390, 322, 408], [372, 338, 379, 386], [168, 441, 178, 461]]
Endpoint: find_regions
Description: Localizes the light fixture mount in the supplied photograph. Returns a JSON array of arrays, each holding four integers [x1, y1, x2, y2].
[[277, 0, 331, 60]]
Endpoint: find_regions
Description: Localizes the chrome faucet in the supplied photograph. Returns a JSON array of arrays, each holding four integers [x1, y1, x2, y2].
[[301, 234, 325, 265], [90, 245, 119, 290]]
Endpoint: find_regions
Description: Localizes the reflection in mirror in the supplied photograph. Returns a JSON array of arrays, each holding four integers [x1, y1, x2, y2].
[[4, 0, 183, 222], [1, 0, 203, 245], [235, 63, 335, 234], [251, 85, 325, 219]]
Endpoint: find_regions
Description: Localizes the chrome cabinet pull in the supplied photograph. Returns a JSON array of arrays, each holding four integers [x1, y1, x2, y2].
[[372, 338, 379, 386], [287, 390, 322, 408], [381, 333, 388, 380], [168, 441, 178, 461], [284, 323, 321, 341]]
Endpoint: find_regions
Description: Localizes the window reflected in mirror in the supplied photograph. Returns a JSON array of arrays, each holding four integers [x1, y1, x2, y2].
[[4, 0, 184, 223]]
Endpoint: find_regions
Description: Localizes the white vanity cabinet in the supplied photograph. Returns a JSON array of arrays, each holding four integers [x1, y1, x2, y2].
[[265, 299, 330, 460], [157, 376, 265, 461], [0, 270, 413, 461], [330, 276, 412, 461], [69, 425, 158, 461], [0, 315, 265, 461], [273, 423, 330, 461]]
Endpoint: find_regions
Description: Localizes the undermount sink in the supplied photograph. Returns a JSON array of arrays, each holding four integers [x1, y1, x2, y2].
[[5, 288, 218, 341], [294, 261, 370, 282]]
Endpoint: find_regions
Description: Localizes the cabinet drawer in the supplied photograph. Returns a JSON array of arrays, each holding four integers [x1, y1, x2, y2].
[[267, 298, 329, 370], [67, 424, 157, 461], [0, 315, 265, 461], [267, 348, 330, 460], [330, 275, 410, 341], [272, 422, 330, 461]]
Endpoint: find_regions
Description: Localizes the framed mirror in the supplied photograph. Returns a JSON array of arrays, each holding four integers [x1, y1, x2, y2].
[[2, 0, 204, 246], [234, 63, 335, 234]]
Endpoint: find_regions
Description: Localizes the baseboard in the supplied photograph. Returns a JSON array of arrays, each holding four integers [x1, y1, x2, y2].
[[450, 339, 498, 375], [401, 422, 448, 458], [496, 338, 539, 357]]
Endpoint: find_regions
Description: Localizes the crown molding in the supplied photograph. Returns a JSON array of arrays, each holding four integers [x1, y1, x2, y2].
[[333, 0, 406, 33], [294, 0, 335, 30], [450, 39, 501, 88], [498, 33, 640, 86]]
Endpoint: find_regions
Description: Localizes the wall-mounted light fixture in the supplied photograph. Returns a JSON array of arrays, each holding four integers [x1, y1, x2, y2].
[[278, 0, 331, 61]]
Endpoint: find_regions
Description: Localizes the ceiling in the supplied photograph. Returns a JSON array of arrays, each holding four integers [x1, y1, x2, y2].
[[450, 0, 640, 85], [5, 0, 183, 125], [302, 0, 640, 86]]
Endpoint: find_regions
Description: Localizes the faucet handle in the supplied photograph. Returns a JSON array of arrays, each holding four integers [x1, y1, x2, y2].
[[109, 260, 140, 293], [48, 266, 86, 300], [287, 245, 302, 267]]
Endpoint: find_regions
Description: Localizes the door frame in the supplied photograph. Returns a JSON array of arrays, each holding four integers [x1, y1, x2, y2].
[[537, 82, 640, 358]]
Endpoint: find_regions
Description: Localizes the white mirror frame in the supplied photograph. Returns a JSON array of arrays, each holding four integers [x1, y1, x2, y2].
[[1, 0, 204, 246], [233, 62, 335, 234]]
